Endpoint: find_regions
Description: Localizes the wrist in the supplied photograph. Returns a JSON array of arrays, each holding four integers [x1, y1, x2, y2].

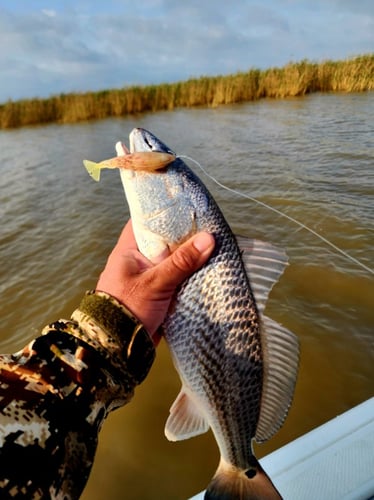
[[71, 291, 155, 385]]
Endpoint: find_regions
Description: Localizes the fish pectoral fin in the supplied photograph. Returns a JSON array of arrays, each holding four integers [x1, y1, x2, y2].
[[255, 315, 300, 443], [165, 388, 209, 442], [236, 236, 288, 315], [83, 159, 102, 182]]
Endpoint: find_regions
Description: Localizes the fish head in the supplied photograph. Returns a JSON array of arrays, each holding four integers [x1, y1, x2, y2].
[[120, 128, 198, 263], [129, 127, 175, 155]]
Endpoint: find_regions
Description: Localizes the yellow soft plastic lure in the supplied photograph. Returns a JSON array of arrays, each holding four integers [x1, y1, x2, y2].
[[83, 151, 176, 182]]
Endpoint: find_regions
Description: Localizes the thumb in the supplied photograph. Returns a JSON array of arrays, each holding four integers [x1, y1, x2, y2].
[[155, 232, 215, 289]]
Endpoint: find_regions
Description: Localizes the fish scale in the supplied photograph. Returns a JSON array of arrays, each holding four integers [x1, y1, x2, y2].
[[163, 210, 264, 470]]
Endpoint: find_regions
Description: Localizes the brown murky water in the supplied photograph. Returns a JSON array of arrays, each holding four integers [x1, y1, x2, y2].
[[0, 92, 373, 499]]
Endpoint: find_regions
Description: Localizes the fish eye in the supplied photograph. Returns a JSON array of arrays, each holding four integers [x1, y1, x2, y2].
[[245, 468, 256, 479], [144, 136, 153, 149]]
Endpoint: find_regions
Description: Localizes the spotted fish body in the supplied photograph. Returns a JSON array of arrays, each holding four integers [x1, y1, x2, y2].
[[119, 128, 299, 499]]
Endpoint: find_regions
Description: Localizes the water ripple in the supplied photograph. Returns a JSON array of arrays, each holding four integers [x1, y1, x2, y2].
[[0, 92, 373, 500]]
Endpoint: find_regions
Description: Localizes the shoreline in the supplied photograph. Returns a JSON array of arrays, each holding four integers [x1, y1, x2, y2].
[[0, 54, 373, 130]]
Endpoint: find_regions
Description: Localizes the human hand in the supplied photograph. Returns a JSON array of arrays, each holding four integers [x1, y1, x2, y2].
[[96, 220, 215, 344]]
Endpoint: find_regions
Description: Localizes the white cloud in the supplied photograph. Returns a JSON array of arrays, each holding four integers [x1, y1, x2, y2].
[[41, 9, 56, 17]]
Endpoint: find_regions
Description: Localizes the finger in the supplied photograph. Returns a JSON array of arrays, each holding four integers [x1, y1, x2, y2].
[[151, 245, 171, 265], [114, 220, 138, 252], [154, 232, 215, 289], [107, 220, 156, 277]]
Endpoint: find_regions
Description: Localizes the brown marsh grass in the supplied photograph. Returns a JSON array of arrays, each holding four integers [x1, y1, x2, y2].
[[0, 54, 373, 129]]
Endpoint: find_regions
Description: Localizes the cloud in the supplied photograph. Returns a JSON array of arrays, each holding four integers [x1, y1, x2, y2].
[[0, 8, 108, 99], [0, 0, 372, 102], [41, 9, 57, 18]]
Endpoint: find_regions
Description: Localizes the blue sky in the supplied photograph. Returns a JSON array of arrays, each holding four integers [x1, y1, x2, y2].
[[0, 0, 372, 102]]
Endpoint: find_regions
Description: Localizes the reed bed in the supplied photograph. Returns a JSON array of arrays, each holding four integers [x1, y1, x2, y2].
[[0, 54, 373, 129]]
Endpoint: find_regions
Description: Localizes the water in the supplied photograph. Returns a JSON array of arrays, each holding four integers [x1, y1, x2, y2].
[[0, 92, 373, 499]]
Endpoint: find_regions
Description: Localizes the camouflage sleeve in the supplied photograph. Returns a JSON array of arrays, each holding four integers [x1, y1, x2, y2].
[[0, 290, 155, 499]]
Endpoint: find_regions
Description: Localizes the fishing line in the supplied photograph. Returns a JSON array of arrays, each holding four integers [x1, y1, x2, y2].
[[177, 155, 374, 276]]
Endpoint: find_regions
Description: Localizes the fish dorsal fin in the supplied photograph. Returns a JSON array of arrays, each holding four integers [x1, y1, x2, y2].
[[236, 236, 288, 314], [255, 315, 300, 442], [236, 237, 299, 442], [165, 387, 210, 442]]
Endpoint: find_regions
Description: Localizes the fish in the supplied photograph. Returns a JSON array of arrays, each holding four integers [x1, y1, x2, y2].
[[87, 128, 300, 499], [83, 150, 175, 182]]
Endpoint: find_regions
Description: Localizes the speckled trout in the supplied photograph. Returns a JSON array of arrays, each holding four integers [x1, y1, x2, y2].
[[86, 128, 299, 499]]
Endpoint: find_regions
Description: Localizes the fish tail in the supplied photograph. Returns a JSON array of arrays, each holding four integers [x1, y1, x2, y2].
[[83, 159, 102, 182], [204, 457, 282, 500]]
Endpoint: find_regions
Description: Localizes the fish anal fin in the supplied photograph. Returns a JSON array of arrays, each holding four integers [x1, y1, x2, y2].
[[165, 388, 209, 442], [255, 315, 300, 442], [236, 236, 288, 314]]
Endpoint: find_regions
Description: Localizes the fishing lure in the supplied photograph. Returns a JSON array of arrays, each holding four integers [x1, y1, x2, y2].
[[83, 151, 176, 182]]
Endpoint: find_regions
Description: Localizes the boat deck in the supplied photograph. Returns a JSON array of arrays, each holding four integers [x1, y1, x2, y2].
[[190, 397, 374, 500]]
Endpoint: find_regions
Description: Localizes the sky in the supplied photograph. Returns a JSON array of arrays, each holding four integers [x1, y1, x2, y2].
[[0, 0, 373, 102]]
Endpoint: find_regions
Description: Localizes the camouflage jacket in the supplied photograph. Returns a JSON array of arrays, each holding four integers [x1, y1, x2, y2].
[[0, 291, 155, 499]]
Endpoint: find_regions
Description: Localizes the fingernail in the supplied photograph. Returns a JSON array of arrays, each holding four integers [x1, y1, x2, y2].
[[193, 233, 214, 253]]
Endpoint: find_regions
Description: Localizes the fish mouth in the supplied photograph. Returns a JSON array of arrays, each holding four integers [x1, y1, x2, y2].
[[115, 141, 130, 156], [129, 128, 176, 156], [115, 128, 176, 171]]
